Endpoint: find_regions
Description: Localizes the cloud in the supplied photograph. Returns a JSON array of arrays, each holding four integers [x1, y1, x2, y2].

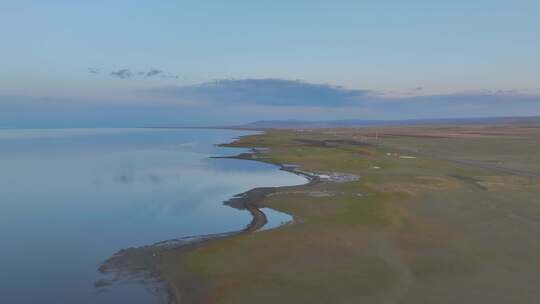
[[3, 79, 540, 128], [161, 73, 180, 79], [399, 91, 540, 105], [148, 79, 540, 113], [145, 69, 162, 78], [106, 68, 177, 80], [88, 67, 100, 74], [110, 69, 133, 79], [149, 79, 375, 107]]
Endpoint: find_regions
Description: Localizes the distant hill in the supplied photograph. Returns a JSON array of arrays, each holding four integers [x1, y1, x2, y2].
[[230, 116, 540, 130]]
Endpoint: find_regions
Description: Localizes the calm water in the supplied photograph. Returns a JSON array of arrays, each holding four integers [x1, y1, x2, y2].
[[0, 128, 306, 303]]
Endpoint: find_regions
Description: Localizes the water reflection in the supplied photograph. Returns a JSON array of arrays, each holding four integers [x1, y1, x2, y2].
[[0, 128, 305, 304]]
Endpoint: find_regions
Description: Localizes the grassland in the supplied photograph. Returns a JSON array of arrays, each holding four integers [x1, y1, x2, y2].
[[101, 124, 540, 303]]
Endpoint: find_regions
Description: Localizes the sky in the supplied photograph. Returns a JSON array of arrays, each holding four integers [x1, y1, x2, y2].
[[1, 0, 539, 127]]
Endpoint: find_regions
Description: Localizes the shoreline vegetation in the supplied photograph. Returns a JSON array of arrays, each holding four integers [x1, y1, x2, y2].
[[97, 138, 320, 302], [99, 125, 540, 304]]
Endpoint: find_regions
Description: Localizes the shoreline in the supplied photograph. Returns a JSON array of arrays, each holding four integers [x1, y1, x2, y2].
[[98, 126, 540, 304], [219, 151, 320, 233], [97, 134, 319, 304]]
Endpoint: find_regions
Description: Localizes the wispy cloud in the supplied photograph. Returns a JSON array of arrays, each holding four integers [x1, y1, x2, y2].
[[110, 69, 133, 79], [145, 69, 162, 78], [106, 68, 178, 80]]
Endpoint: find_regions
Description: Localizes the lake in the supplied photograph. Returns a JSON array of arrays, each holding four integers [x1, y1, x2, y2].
[[0, 128, 307, 303]]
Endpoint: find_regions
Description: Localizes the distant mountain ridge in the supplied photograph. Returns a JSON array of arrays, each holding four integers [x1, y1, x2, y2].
[[231, 116, 540, 129]]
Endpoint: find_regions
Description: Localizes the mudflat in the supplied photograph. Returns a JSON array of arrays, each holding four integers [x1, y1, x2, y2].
[[101, 123, 540, 303]]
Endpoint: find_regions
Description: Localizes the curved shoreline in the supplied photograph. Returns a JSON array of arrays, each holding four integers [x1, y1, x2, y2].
[[97, 140, 318, 304], [218, 150, 319, 231]]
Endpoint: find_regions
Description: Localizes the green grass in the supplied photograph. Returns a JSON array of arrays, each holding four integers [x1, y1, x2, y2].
[[138, 129, 540, 303]]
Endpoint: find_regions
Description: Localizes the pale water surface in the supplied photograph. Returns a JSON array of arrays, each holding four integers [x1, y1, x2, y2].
[[0, 128, 306, 303]]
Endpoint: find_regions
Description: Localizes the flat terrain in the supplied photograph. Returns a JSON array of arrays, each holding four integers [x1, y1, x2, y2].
[[101, 123, 540, 303]]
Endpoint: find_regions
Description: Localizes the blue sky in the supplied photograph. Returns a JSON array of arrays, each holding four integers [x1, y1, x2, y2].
[[1, 1, 539, 127]]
